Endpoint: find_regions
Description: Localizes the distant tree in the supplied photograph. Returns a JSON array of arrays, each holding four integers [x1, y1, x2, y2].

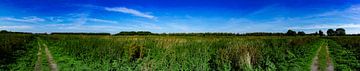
[[315, 32, 319, 35], [327, 29, 335, 36], [0, 30, 8, 33], [298, 31, 305, 36], [286, 30, 297, 36], [335, 28, 346, 36], [319, 30, 324, 36], [51, 32, 110, 35], [114, 31, 154, 36]]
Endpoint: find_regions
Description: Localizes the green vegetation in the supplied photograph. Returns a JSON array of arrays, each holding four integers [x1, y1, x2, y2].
[[38, 36, 324, 70], [50, 32, 111, 35], [0, 34, 35, 70], [317, 42, 328, 71], [325, 37, 360, 71], [1, 31, 360, 71]]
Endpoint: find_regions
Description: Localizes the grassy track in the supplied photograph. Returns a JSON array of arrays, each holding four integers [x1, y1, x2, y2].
[[32, 38, 58, 71], [34, 42, 42, 71], [311, 40, 334, 71], [44, 44, 58, 71]]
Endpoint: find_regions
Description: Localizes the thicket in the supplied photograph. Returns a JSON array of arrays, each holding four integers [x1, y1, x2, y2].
[[0, 34, 35, 70]]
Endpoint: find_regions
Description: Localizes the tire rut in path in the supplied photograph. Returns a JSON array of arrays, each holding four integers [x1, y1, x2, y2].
[[325, 45, 334, 71], [34, 38, 58, 71], [34, 42, 42, 71], [311, 42, 334, 71], [311, 44, 322, 71], [43, 44, 58, 71]]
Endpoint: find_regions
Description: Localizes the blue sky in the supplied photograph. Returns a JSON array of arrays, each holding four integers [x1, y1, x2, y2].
[[0, 0, 360, 34]]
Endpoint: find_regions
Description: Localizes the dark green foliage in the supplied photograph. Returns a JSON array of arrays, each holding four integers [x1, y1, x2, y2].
[[326, 39, 360, 70], [319, 30, 325, 36], [114, 31, 152, 35], [0, 30, 32, 34], [0, 30, 9, 33], [244, 32, 285, 36], [0, 34, 35, 70], [327, 29, 335, 36], [326, 28, 347, 36], [286, 30, 297, 36], [298, 31, 305, 36], [51, 32, 111, 35], [335, 28, 346, 36]]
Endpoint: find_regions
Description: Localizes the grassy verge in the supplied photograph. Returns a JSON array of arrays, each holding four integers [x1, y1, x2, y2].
[[0, 34, 35, 70], [327, 40, 360, 71], [6, 38, 38, 71], [317, 42, 328, 71]]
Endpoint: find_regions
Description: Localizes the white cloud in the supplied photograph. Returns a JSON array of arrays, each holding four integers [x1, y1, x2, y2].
[[44, 14, 161, 33], [0, 16, 45, 23], [0, 25, 33, 29], [87, 18, 118, 24], [282, 4, 360, 34], [290, 23, 360, 29], [105, 7, 156, 19], [307, 4, 360, 20], [48, 17, 64, 22]]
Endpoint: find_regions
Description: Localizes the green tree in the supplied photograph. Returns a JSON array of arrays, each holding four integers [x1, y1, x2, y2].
[[319, 30, 324, 36], [298, 31, 305, 36], [335, 28, 346, 36], [327, 29, 335, 36], [286, 30, 297, 36], [0, 30, 9, 33]]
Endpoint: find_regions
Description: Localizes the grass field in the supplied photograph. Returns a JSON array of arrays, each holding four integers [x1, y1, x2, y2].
[[1, 34, 360, 71]]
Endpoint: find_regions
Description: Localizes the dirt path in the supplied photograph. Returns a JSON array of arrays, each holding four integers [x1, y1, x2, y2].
[[34, 38, 58, 71], [325, 45, 334, 71], [311, 42, 334, 71], [311, 44, 322, 71], [44, 44, 58, 71], [34, 42, 42, 71]]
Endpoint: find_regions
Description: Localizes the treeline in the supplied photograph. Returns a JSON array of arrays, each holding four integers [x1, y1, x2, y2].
[[51, 32, 111, 35], [0, 30, 111, 35], [0, 28, 358, 36], [0, 30, 32, 34], [285, 28, 346, 36], [114, 31, 152, 36], [112, 28, 349, 36]]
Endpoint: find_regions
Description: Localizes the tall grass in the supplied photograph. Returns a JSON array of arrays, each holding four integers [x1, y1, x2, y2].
[[3, 35, 359, 71], [327, 39, 360, 71], [0, 34, 35, 70], [41, 35, 322, 71]]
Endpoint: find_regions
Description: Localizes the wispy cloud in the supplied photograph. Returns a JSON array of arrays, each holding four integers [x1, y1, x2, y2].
[[290, 23, 360, 29], [87, 18, 118, 24], [42, 13, 161, 33], [47, 17, 64, 22], [0, 16, 45, 23], [289, 5, 360, 30], [0, 25, 33, 29], [105, 7, 156, 19]]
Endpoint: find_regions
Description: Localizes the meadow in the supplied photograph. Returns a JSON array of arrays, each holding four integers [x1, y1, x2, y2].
[[1, 34, 360, 71]]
